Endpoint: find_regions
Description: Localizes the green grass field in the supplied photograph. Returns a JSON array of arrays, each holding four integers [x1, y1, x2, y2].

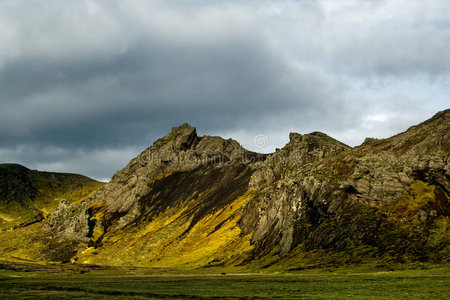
[[0, 266, 449, 299]]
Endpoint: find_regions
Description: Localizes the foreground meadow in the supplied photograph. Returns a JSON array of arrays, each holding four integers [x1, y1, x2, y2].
[[0, 264, 449, 299]]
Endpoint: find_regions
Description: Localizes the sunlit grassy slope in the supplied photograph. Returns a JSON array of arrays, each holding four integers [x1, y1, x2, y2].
[[0, 163, 104, 230], [77, 190, 256, 268], [0, 164, 104, 262]]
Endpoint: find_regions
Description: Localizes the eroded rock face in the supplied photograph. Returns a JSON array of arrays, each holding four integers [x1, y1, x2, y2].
[[43, 199, 90, 242], [242, 132, 352, 255], [241, 109, 450, 257]]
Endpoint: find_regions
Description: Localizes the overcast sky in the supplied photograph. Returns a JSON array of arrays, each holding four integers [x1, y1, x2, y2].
[[0, 0, 449, 181]]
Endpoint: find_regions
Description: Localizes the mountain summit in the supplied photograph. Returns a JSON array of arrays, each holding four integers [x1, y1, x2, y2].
[[1, 110, 449, 269]]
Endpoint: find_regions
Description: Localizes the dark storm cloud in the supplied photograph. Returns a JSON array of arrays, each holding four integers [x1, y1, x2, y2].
[[0, 0, 448, 180], [0, 21, 355, 148]]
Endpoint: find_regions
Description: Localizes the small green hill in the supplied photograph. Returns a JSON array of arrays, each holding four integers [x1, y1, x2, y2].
[[0, 164, 104, 230]]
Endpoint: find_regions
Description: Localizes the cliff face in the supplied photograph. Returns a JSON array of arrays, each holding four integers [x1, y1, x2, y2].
[[7, 110, 450, 268], [241, 110, 449, 264]]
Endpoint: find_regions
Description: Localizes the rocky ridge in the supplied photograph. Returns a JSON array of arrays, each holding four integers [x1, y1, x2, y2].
[[7, 110, 450, 267]]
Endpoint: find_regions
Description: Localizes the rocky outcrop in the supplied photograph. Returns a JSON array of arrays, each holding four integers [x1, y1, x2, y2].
[[44, 124, 267, 253], [241, 109, 449, 260], [92, 123, 266, 225], [42, 110, 449, 266], [242, 132, 352, 255], [43, 199, 91, 242]]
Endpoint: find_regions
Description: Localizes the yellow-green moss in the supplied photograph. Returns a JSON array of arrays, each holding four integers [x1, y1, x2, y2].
[[76, 190, 257, 268], [395, 180, 435, 212]]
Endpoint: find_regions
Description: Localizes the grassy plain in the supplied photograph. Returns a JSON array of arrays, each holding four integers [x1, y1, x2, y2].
[[0, 263, 448, 299]]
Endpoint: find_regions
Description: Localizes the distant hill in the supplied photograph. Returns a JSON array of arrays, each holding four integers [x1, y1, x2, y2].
[[0, 110, 448, 269], [0, 164, 104, 230]]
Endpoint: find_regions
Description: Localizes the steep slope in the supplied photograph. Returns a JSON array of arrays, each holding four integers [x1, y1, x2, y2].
[[19, 110, 450, 268]]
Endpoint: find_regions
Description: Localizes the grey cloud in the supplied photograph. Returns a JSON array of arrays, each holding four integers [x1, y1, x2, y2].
[[0, 24, 357, 147], [271, 0, 450, 78], [329, 29, 450, 77]]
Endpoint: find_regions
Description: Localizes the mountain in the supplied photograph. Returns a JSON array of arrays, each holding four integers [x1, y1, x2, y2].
[[0, 110, 448, 269]]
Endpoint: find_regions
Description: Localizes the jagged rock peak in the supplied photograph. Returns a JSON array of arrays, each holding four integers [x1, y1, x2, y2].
[[292, 131, 349, 148], [91, 122, 265, 216], [288, 132, 302, 141], [283, 131, 350, 154], [152, 123, 198, 151]]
